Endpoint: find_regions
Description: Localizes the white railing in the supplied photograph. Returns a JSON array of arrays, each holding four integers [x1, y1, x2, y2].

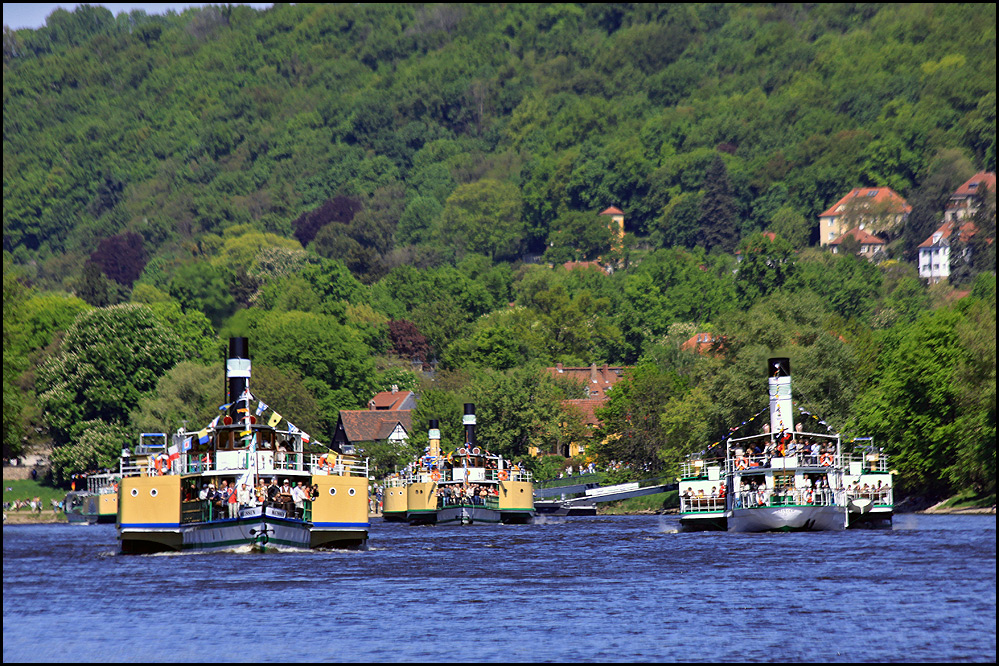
[[847, 488, 893, 506], [121, 451, 369, 478], [680, 496, 726, 513], [845, 452, 891, 473], [732, 488, 844, 509], [726, 453, 842, 474]]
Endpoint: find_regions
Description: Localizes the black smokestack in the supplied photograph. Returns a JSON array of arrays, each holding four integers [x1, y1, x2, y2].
[[463, 403, 476, 449]]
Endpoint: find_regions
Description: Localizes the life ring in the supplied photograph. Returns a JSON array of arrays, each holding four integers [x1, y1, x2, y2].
[[431, 471, 441, 482], [736, 457, 748, 470], [820, 453, 833, 466], [498, 470, 509, 481]]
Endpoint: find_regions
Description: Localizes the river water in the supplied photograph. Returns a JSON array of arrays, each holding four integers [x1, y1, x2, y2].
[[3, 513, 995, 662]]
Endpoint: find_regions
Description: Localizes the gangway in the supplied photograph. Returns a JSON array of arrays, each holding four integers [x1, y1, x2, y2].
[[534, 479, 674, 515]]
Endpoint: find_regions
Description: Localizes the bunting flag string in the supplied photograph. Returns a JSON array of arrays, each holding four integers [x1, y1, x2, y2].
[[711, 406, 770, 448], [793, 402, 837, 434]]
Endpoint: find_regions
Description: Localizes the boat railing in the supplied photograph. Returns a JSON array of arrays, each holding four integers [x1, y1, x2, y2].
[[486, 468, 533, 483], [726, 452, 843, 474], [308, 453, 368, 477], [437, 493, 500, 509], [733, 488, 845, 509], [124, 452, 370, 478], [680, 460, 723, 479], [847, 488, 894, 506], [844, 452, 891, 474], [680, 496, 726, 513]]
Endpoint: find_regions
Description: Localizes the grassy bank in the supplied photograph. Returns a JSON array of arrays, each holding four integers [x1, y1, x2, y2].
[[599, 491, 678, 515], [3, 478, 69, 522], [924, 489, 996, 514]]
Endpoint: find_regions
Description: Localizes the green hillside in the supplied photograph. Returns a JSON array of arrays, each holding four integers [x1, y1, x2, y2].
[[2, 4, 995, 501]]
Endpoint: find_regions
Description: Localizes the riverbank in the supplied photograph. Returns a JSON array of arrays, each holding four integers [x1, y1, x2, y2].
[[3, 511, 67, 524], [920, 500, 995, 515]]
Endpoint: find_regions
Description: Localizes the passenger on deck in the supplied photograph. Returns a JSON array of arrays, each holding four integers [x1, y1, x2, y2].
[[237, 482, 253, 509], [292, 481, 306, 517], [267, 477, 280, 502]]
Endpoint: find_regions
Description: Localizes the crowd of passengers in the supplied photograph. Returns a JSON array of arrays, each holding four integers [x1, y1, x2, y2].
[[732, 437, 837, 469], [185, 476, 318, 520], [734, 478, 834, 508], [682, 476, 837, 509], [436, 483, 499, 507]]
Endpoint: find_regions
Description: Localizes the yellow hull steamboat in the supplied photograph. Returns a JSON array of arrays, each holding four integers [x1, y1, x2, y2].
[[117, 338, 369, 553], [403, 407, 534, 526], [64, 472, 119, 524]]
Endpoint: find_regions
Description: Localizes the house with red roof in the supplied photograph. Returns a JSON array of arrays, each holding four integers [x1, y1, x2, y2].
[[818, 187, 910, 246], [944, 172, 995, 222], [681, 332, 724, 355], [332, 387, 416, 452], [828, 226, 886, 259], [600, 206, 625, 251], [918, 219, 978, 284], [534, 363, 630, 457], [367, 386, 417, 411]]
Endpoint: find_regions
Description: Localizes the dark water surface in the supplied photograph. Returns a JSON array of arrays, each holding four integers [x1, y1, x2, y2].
[[3, 514, 995, 662]]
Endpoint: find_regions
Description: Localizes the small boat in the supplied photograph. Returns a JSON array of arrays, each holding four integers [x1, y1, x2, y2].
[[403, 406, 535, 526], [533, 500, 597, 516], [116, 337, 369, 553], [680, 358, 850, 532], [843, 437, 894, 528], [64, 472, 119, 524]]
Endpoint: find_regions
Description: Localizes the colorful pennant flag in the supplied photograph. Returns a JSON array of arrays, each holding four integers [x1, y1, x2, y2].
[[268, 411, 282, 428], [256, 400, 268, 417], [198, 429, 210, 445]]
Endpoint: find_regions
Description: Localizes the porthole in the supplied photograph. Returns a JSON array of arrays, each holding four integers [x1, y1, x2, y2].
[[150, 488, 158, 497], [130, 488, 139, 497], [329, 487, 337, 496], [348, 488, 356, 496]]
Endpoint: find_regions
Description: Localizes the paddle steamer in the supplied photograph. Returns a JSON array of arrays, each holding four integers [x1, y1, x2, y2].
[[404, 406, 534, 526], [680, 358, 858, 532], [64, 472, 119, 524], [116, 337, 369, 553]]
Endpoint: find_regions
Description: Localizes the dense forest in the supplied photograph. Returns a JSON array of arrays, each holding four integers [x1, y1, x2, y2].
[[3, 4, 995, 501]]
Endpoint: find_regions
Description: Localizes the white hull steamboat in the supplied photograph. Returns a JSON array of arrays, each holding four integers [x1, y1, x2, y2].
[[680, 358, 891, 532]]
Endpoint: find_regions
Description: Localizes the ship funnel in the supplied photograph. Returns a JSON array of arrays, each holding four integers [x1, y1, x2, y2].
[[463, 403, 476, 449], [227, 337, 251, 419], [428, 419, 441, 459], [767, 357, 793, 436]]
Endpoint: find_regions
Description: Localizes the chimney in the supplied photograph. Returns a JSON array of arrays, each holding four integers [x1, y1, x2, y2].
[[463, 403, 476, 449], [226, 338, 250, 420], [767, 358, 794, 436]]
